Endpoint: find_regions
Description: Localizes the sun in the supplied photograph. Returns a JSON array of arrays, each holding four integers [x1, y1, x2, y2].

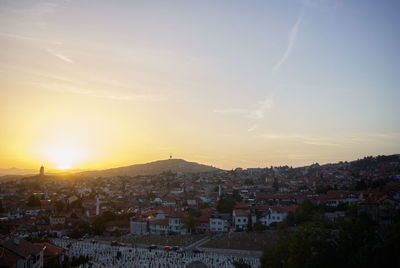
[[48, 145, 83, 170]]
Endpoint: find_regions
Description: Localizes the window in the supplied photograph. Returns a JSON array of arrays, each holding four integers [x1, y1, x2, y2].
[[238, 219, 241, 222]]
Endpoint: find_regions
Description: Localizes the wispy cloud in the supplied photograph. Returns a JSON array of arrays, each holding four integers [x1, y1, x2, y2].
[[28, 81, 164, 103], [272, 14, 303, 73], [214, 97, 273, 119], [259, 133, 342, 147], [106, 94, 164, 102], [251, 98, 273, 119], [0, 32, 41, 42], [0, 1, 62, 30], [247, 124, 259, 132], [53, 85, 164, 102], [213, 108, 248, 116], [17, 69, 165, 102], [259, 132, 400, 148], [0, 32, 62, 46], [46, 48, 74, 64]]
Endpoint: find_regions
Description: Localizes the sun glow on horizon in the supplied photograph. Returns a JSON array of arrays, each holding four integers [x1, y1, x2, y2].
[[0, 1, 399, 171], [45, 145, 85, 170]]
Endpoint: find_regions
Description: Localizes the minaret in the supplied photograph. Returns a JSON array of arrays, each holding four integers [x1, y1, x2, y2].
[[170, 153, 172, 160], [218, 184, 222, 199], [96, 195, 100, 216], [39, 166, 44, 177]]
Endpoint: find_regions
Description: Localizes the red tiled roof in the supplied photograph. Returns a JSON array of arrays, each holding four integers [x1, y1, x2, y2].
[[106, 220, 129, 227], [234, 203, 248, 209], [196, 214, 210, 223], [0, 247, 18, 267], [35, 242, 64, 258], [233, 209, 250, 217], [274, 205, 298, 213], [1, 239, 43, 259], [149, 219, 169, 226], [168, 210, 184, 218], [360, 198, 378, 205], [253, 205, 272, 211]]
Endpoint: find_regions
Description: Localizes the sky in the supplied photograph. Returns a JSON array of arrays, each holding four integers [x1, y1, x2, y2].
[[0, 0, 399, 170]]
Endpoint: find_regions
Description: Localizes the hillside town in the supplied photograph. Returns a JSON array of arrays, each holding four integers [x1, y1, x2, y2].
[[1, 155, 400, 267]]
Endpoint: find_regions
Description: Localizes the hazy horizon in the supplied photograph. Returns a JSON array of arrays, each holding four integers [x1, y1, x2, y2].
[[1, 0, 399, 170]]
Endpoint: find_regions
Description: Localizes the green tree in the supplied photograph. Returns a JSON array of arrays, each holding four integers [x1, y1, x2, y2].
[[92, 217, 107, 235], [260, 216, 400, 268], [254, 220, 266, 232], [247, 214, 253, 232], [261, 223, 335, 268], [27, 194, 41, 207], [101, 211, 116, 221], [272, 178, 279, 192], [70, 199, 82, 209], [55, 201, 65, 212], [217, 195, 237, 214], [182, 214, 199, 234], [233, 259, 252, 268]]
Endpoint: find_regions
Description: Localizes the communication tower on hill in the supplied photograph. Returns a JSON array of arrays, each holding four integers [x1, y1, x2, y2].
[[39, 166, 44, 177]]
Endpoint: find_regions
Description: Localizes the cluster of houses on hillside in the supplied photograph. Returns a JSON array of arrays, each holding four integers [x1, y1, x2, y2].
[[0, 155, 399, 240], [129, 204, 298, 235]]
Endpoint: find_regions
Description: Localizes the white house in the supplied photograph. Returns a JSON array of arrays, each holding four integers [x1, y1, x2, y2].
[[130, 218, 148, 235], [25, 209, 40, 216], [149, 219, 169, 235], [259, 207, 295, 226], [168, 211, 186, 234], [209, 213, 230, 232], [232, 209, 256, 231], [186, 199, 197, 206], [161, 198, 176, 207]]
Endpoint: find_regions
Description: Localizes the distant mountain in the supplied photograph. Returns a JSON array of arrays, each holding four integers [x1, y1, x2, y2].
[[79, 159, 221, 177], [0, 168, 37, 176]]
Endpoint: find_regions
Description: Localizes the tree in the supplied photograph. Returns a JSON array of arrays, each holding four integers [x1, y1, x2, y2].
[[92, 217, 107, 235], [315, 185, 332, 194], [182, 214, 199, 234], [70, 255, 89, 267], [244, 178, 254, 185], [293, 199, 321, 224], [217, 195, 237, 214], [102, 211, 116, 221], [260, 217, 400, 268], [116, 251, 122, 260], [232, 190, 243, 202], [261, 224, 335, 268], [70, 199, 82, 209], [254, 220, 266, 232], [69, 221, 91, 238], [181, 209, 202, 233], [272, 178, 279, 192], [247, 214, 253, 232], [233, 259, 252, 268], [27, 194, 41, 207], [55, 201, 65, 212]]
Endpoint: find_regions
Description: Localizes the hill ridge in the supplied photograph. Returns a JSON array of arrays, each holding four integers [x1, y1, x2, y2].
[[78, 158, 220, 177]]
